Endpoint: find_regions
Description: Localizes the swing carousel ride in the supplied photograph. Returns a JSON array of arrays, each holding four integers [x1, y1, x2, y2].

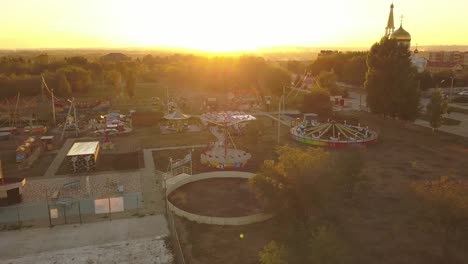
[[290, 114, 378, 147], [200, 112, 255, 169]]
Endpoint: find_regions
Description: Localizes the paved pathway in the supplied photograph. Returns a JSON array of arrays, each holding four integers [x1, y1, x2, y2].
[[415, 112, 468, 138], [0, 215, 169, 261], [345, 89, 468, 138], [140, 145, 207, 214], [260, 112, 292, 126], [3, 236, 173, 264], [43, 138, 75, 178]]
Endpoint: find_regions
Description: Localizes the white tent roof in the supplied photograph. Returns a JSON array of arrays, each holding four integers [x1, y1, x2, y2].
[[200, 111, 256, 126], [67, 141, 100, 156], [164, 110, 191, 120]]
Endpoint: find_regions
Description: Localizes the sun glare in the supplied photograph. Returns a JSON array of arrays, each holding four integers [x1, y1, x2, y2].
[[1, 0, 468, 50]]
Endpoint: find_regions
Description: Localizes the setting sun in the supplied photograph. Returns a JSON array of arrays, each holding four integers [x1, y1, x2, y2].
[[2, 0, 468, 51]]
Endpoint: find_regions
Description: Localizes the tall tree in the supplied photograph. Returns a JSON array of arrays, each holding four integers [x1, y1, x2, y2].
[[301, 88, 333, 117], [56, 66, 91, 93], [365, 37, 420, 120], [57, 73, 72, 96], [249, 146, 331, 221], [317, 71, 338, 95], [261, 65, 291, 96], [106, 70, 122, 95], [126, 71, 136, 97], [426, 89, 448, 131]]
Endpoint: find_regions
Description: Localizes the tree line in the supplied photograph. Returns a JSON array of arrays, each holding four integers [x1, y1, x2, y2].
[[0, 54, 292, 99]]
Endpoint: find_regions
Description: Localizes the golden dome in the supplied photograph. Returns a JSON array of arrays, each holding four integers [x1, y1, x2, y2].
[[391, 26, 411, 41]]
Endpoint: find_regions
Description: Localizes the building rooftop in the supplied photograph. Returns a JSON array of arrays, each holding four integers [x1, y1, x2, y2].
[[67, 141, 100, 156]]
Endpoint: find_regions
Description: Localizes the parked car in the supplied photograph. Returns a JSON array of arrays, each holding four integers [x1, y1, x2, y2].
[[457, 91, 468, 96]]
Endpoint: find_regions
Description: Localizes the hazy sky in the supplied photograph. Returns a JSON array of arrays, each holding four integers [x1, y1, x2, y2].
[[1, 0, 467, 51]]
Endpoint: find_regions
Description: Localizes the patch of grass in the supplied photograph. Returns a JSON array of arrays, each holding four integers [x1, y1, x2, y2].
[[418, 114, 461, 126], [449, 105, 468, 114]]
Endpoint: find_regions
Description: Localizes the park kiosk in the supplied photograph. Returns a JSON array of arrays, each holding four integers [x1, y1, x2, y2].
[[40, 135, 54, 151], [66, 141, 100, 173], [0, 160, 26, 206]]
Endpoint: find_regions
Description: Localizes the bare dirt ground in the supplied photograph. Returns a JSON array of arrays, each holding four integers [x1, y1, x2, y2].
[[168, 178, 262, 217], [177, 217, 276, 264]]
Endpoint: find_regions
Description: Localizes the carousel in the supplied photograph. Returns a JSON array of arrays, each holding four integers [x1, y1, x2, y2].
[[200, 112, 255, 169], [290, 114, 378, 147], [161, 109, 191, 133]]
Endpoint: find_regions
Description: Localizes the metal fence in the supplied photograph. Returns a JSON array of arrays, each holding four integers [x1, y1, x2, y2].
[[166, 200, 187, 264], [0, 192, 142, 229]]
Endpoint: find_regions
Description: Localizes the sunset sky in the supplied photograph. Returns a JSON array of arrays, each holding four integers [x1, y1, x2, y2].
[[1, 0, 467, 52]]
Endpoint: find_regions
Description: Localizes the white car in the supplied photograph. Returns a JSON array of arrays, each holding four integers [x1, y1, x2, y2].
[[458, 91, 468, 96]]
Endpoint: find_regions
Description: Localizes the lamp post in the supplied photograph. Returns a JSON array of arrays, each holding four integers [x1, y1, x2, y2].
[[450, 77, 454, 102], [441, 77, 455, 102], [277, 85, 286, 144]]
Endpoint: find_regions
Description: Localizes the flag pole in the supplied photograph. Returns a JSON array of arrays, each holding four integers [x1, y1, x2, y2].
[[169, 157, 173, 176], [190, 149, 193, 175]]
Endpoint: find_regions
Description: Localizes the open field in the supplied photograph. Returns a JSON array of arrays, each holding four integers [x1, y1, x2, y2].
[[174, 111, 468, 264]]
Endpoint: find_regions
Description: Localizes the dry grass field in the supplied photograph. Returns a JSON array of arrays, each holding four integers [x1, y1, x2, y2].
[[173, 111, 468, 264]]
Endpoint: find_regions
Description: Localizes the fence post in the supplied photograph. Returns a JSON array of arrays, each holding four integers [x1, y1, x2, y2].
[[136, 195, 139, 215], [78, 201, 82, 224], [47, 204, 52, 227], [63, 204, 67, 224], [108, 197, 112, 221], [16, 206, 21, 228]]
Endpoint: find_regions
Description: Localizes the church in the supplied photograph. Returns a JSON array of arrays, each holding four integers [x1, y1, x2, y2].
[[384, 3, 427, 72], [385, 3, 411, 47]]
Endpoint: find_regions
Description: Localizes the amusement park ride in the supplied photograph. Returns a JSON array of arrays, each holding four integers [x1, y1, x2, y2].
[[200, 112, 255, 169], [290, 114, 378, 147]]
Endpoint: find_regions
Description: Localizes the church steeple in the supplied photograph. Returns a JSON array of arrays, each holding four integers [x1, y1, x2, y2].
[[385, 3, 395, 36]]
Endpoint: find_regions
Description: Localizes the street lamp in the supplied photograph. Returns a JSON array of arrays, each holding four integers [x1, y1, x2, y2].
[[277, 85, 286, 144], [441, 77, 455, 102]]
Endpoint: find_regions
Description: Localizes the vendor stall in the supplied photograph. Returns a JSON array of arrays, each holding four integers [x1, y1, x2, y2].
[[66, 141, 100, 173], [40, 135, 54, 151], [0, 161, 26, 206]]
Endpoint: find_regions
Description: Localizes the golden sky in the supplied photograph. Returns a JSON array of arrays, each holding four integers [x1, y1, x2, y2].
[[1, 0, 467, 52]]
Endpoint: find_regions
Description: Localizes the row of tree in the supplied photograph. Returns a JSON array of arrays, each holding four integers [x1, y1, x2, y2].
[[0, 54, 292, 99], [307, 52, 367, 85]]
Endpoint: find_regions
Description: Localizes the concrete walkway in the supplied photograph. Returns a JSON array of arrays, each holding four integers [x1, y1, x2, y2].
[[140, 145, 207, 214], [4, 236, 173, 264], [415, 112, 468, 138], [260, 112, 292, 127], [43, 138, 75, 178], [0, 215, 169, 261]]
